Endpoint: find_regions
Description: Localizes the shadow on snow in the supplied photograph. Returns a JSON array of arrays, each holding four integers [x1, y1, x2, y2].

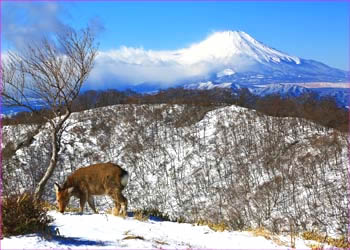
[[42, 226, 111, 247], [49, 235, 111, 247]]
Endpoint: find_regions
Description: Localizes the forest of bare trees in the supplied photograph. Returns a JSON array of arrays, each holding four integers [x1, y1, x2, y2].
[[4, 87, 348, 133]]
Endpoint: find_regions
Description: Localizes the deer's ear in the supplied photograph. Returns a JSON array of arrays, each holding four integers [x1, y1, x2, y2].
[[54, 182, 61, 192], [67, 187, 74, 194]]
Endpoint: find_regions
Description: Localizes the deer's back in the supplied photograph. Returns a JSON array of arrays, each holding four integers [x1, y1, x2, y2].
[[66, 163, 127, 195]]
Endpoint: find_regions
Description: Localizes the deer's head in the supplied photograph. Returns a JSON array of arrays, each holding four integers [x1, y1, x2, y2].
[[54, 182, 74, 213]]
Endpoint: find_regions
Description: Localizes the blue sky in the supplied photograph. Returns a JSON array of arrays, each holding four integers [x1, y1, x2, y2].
[[1, 1, 349, 90], [68, 1, 349, 69]]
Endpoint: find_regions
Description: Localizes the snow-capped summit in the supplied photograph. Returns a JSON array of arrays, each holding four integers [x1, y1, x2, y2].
[[179, 30, 300, 66]]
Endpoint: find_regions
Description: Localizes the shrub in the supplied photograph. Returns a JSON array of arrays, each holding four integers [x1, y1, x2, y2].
[[133, 210, 149, 221], [130, 208, 172, 222], [2, 193, 53, 237]]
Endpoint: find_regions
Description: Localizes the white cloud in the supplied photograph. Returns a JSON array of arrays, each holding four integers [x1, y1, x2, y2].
[[2, 2, 104, 51], [88, 45, 224, 89], [2, 2, 68, 49]]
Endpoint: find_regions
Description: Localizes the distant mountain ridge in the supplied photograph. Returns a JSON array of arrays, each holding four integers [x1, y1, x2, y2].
[[185, 80, 349, 108], [3, 30, 349, 115]]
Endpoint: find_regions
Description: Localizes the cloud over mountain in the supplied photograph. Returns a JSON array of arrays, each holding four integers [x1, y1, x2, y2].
[[90, 30, 298, 87], [89, 43, 219, 88], [88, 30, 347, 89]]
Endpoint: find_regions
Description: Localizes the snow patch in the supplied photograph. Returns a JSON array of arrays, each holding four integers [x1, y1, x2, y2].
[[1, 211, 315, 249], [186, 81, 232, 90]]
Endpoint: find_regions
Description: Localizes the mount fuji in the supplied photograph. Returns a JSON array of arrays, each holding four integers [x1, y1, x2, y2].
[[180, 30, 347, 84], [175, 30, 349, 107], [3, 31, 349, 115], [90, 30, 348, 89]]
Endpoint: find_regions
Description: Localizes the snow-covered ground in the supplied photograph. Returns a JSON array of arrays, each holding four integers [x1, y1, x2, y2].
[[1, 211, 316, 249]]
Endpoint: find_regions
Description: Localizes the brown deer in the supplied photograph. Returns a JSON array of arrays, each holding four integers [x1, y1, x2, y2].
[[54, 162, 129, 216]]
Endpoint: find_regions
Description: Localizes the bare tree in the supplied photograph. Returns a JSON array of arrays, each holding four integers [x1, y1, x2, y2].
[[1, 27, 98, 200]]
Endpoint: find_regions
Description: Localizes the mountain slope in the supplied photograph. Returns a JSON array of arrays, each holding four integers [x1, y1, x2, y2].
[[3, 104, 347, 237]]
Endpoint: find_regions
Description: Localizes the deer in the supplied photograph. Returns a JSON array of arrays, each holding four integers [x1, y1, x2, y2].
[[54, 162, 129, 216]]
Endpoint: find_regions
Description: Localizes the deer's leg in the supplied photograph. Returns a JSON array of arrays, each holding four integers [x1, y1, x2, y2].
[[109, 190, 127, 217], [119, 192, 128, 217], [87, 195, 98, 213], [114, 191, 127, 217], [107, 190, 119, 216], [113, 201, 121, 216], [79, 191, 87, 213]]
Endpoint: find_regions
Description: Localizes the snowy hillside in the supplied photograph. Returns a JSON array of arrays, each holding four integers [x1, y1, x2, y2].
[[3, 104, 348, 238], [1, 211, 320, 249]]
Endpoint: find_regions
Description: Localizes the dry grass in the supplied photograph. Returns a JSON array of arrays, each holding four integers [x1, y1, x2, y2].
[[123, 235, 145, 240], [2, 193, 53, 237], [59, 206, 81, 213], [196, 219, 229, 232], [133, 210, 149, 221], [42, 200, 83, 213], [41, 201, 57, 211], [308, 243, 325, 250], [249, 227, 288, 247], [302, 231, 349, 249], [122, 230, 145, 241], [154, 239, 168, 245]]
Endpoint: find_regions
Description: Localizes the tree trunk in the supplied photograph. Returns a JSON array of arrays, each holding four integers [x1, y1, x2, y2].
[[34, 130, 59, 200]]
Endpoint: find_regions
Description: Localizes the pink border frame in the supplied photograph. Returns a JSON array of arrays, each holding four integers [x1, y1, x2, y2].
[[0, 1, 349, 250]]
